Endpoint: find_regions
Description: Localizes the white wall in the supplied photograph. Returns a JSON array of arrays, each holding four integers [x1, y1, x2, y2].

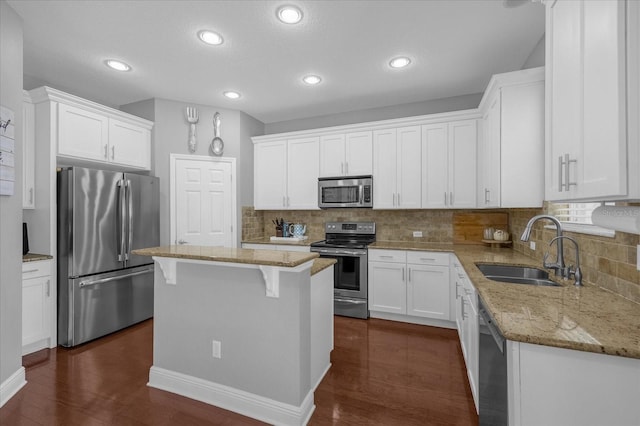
[[121, 98, 264, 246], [522, 35, 545, 69], [264, 92, 483, 134], [0, 0, 24, 395]]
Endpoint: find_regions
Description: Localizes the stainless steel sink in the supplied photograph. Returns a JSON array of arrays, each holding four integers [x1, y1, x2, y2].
[[475, 263, 561, 287]]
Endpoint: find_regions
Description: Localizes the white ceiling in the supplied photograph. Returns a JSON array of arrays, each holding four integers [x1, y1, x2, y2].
[[9, 0, 545, 124]]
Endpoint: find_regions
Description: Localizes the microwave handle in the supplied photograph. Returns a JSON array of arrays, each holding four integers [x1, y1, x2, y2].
[[359, 185, 364, 204]]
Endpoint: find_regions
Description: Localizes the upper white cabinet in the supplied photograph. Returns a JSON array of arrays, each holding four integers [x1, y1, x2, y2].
[[545, 0, 639, 201], [373, 126, 422, 209], [29, 86, 153, 171], [23, 91, 35, 209], [254, 137, 319, 210], [422, 120, 477, 208], [319, 131, 372, 177], [478, 67, 545, 208]]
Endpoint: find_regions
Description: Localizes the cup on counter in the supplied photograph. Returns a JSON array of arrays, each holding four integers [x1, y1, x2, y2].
[[483, 227, 495, 240], [289, 223, 306, 238], [282, 222, 289, 237]]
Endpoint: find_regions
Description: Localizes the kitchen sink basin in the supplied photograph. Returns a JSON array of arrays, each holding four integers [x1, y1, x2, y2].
[[475, 263, 561, 287]]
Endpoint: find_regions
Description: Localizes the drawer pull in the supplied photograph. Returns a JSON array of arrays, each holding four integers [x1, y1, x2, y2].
[[23, 269, 39, 274], [379, 255, 393, 259], [420, 258, 436, 261]]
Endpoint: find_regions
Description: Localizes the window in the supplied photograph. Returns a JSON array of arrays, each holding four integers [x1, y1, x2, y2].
[[548, 202, 615, 237]]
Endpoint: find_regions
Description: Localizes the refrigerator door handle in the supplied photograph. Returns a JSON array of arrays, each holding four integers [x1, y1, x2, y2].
[[117, 179, 126, 262], [79, 268, 153, 287], [125, 179, 133, 261]]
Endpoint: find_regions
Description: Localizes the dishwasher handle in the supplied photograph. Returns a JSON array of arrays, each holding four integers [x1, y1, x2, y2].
[[479, 301, 505, 354]]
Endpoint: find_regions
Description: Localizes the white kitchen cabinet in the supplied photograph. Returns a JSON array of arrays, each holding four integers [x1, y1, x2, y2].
[[22, 260, 53, 355], [545, 0, 639, 201], [108, 118, 151, 169], [508, 341, 640, 426], [254, 140, 288, 209], [254, 137, 319, 210], [422, 120, 477, 208], [478, 68, 545, 208], [453, 256, 478, 411], [369, 249, 450, 321], [373, 126, 421, 209], [319, 131, 372, 177], [58, 102, 109, 162], [22, 91, 35, 209], [287, 137, 320, 209], [30, 86, 153, 171], [406, 260, 450, 320]]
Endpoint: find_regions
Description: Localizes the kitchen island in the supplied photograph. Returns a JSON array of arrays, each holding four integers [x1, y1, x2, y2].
[[131, 245, 331, 426]]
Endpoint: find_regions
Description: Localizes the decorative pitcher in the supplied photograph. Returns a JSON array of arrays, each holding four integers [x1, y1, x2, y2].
[[289, 223, 306, 238]]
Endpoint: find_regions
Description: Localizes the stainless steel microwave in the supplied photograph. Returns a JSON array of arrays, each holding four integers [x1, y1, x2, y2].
[[318, 176, 373, 208]]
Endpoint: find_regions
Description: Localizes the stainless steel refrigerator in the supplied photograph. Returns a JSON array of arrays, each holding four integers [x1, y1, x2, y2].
[[57, 167, 159, 347]]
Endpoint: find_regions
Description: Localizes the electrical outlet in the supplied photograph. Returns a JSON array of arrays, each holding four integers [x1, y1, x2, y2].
[[413, 231, 423, 238], [530, 241, 536, 251], [212, 340, 221, 359]]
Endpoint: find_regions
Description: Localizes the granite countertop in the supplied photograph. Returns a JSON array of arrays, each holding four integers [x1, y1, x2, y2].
[[132, 245, 319, 268], [242, 236, 319, 247], [23, 253, 53, 262], [372, 241, 640, 360], [311, 258, 337, 276]]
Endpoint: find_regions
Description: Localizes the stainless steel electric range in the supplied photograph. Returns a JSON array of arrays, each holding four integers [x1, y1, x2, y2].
[[310, 222, 376, 319]]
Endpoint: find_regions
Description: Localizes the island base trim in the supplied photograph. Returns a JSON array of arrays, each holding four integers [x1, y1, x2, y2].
[[0, 367, 26, 408], [148, 366, 315, 426]]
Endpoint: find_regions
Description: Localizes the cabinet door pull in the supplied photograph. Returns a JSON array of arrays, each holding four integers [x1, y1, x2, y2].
[[104, 144, 108, 159], [345, 162, 348, 175], [341, 162, 344, 175], [565, 154, 577, 189], [408, 267, 411, 282], [484, 188, 490, 204], [397, 193, 401, 206], [444, 192, 447, 206], [402, 268, 405, 282], [283, 196, 286, 207], [46, 279, 50, 297], [450, 192, 454, 206], [111, 145, 115, 160], [29, 188, 34, 204]]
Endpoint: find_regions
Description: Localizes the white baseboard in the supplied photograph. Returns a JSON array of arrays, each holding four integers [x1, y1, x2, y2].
[[369, 311, 457, 329], [0, 367, 26, 408], [312, 362, 331, 391], [148, 366, 315, 426]]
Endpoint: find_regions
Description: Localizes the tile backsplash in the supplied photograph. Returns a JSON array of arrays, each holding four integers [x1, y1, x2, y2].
[[242, 205, 640, 304]]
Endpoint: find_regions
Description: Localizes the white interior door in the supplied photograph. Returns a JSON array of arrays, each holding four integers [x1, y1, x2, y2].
[[172, 155, 236, 247]]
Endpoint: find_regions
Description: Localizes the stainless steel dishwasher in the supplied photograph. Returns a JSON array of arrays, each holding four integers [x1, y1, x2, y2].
[[478, 298, 508, 425]]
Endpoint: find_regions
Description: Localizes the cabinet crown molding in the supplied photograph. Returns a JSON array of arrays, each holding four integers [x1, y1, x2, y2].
[[478, 66, 545, 112], [253, 108, 481, 144], [27, 86, 154, 130]]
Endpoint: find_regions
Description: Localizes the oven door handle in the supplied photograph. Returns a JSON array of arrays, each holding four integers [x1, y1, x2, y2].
[[316, 249, 366, 256], [335, 297, 367, 304]]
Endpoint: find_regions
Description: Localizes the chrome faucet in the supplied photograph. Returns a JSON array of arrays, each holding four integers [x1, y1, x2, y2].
[[549, 235, 583, 286], [520, 215, 566, 277]]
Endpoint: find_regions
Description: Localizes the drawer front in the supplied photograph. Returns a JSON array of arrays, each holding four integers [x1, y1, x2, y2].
[[22, 260, 52, 280], [368, 249, 407, 263], [407, 251, 450, 266]]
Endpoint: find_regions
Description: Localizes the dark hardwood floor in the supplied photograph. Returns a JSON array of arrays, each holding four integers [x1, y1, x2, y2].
[[0, 317, 478, 425]]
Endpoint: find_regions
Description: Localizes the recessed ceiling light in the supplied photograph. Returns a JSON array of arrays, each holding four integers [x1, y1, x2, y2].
[[198, 30, 224, 46], [223, 91, 241, 99], [302, 75, 322, 85], [105, 59, 131, 72], [389, 57, 412, 69], [277, 5, 303, 24]]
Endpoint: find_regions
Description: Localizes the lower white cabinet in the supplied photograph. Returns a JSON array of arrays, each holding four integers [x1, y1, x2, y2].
[[508, 341, 640, 426], [241, 242, 310, 253], [22, 260, 53, 355], [453, 256, 479, 412], [369, 249, 450, 321]]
